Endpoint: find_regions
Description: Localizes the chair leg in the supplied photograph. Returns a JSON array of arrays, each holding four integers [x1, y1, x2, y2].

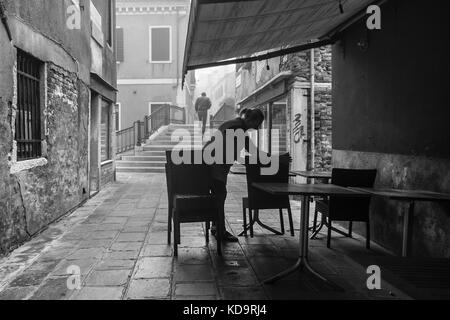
[[174, 215, 180, 257], [313, 209, 319, 233], [249, 210, 254, 238], [348, 221, 353, 238], [243, 206, 248, 237], [327, 219, 332, 249], [167, 205, 173, 245], [279, 209, 285, 235], [287, 206, 295, 237], [216, 219, 223, 256], [366, 220, 371, 250], [205, 222, 210, 244]]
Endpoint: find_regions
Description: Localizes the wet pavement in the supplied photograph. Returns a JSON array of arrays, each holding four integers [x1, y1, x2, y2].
[[0, 173, 411, 300]]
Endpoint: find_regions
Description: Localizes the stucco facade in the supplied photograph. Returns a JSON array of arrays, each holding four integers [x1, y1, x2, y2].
[[116, 0, 195, 130], [0, 0, 117, 255]]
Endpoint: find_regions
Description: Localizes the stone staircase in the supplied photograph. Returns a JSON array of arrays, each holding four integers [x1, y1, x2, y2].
[[116, 124, 204, 173]]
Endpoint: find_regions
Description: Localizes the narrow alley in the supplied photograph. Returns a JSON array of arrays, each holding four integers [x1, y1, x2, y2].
[[0, 172, 408, 300]]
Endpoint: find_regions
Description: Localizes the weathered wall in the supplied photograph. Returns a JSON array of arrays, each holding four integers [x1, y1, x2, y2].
[[332, 0, 450, 257], [0, 1, 92, 255], [281, 46, 333, 171], [0, 60, 90, 254], [8, 0, 91, 83], [15, 63, 90, 236], [314, 86, 332, 171], [101, 162, 115, 188], [0, 19, 30, 253]]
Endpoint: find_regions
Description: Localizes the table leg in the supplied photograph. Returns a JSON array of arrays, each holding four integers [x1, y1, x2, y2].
[[402, 201, 415, 257], [264, 196, 339, 289], [264, 195, 308, 283], [239, 209, 283, 237]]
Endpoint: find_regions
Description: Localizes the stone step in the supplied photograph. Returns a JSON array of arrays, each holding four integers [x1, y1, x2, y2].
[[121, 156, 166, 162], [141, 151, 166, 156], [147, 140, 203, 145], [116, 167, 165, 173], [116, 161, 166, 168], [143, 146, 203, 152]]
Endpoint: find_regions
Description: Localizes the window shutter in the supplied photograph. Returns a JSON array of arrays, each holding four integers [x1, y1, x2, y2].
[[116, 27, 124, 62]]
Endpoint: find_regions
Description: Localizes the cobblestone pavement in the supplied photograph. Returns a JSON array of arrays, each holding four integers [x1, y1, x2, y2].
[[0, 173, 411, 300]]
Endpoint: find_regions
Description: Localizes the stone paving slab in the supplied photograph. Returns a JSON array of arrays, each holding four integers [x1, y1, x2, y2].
[[0, 173, 413, 300]]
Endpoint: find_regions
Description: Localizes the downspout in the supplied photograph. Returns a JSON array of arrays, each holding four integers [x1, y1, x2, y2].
[[176, 8, 180, 89], [0, 0, 13, 42], [310, 48, 315, 171]]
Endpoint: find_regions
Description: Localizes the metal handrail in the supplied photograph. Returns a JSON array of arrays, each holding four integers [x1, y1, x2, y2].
[[116, 105, 186, 155]]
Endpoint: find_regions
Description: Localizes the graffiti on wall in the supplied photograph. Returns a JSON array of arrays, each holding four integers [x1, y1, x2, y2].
[[293, 113, 305, 144]]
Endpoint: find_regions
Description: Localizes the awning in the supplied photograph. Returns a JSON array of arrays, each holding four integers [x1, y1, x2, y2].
[[183, 0, 382, 81]]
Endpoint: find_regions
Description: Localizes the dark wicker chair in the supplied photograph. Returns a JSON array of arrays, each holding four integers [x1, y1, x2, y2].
[[313, 168, 377, 249], [165, 150, 222, 256], [241, 153, 295, 238]]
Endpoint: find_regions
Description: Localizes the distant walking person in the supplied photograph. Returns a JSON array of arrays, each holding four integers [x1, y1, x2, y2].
[[195, 92, 212, 135]]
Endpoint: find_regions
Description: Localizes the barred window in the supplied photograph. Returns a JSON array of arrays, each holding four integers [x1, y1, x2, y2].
[[15, 50, 43, 161]]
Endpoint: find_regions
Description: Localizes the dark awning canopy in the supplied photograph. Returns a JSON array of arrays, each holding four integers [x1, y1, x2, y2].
[[183, 0, 382, 82]]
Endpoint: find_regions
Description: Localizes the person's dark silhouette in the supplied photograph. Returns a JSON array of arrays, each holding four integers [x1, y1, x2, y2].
[[203, 109, 266, 242], [195, 92, 212, 136]]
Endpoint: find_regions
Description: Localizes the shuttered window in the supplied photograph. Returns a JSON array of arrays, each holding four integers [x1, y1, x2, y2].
[[116, 27, 124, 62], [150, 27, 171, 63]]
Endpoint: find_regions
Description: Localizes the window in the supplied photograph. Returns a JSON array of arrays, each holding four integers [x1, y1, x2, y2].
[[15, 50, 43, 161], [101, 100, 111, 162], [150, 27, 172, 63], [116, 27, 124, 62]]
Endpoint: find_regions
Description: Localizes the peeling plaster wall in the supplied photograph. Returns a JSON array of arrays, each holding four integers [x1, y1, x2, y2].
[[0, 26, 30, 253], [0, 0, 92, 255], [0, 62, 90, 254]]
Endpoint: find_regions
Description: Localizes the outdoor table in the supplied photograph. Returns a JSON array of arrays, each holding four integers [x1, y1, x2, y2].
[[291, 170, 332, 232], [252, 183, 369, 285], [349, 188, 450, 257], [231, 165, 296, 177], [291, 170, 332, 182]]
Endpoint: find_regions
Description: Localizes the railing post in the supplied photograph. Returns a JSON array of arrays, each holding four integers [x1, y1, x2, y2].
[[135, 121, 142, 147], [166, 106, 170, 126], [144, 116, 149, 139]]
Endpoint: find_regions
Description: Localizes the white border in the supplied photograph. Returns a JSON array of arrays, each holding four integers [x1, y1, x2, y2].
[[149, 26, 172, 64]]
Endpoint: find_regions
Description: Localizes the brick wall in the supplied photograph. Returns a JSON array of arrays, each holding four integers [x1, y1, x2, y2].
[[314, 86, 333, 170], [101, 161, 115, 188], [0, 62, 90, 255], [281, 46, 333, 171]]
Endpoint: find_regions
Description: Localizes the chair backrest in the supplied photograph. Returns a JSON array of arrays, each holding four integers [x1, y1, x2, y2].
[[245, 153, 291, 209], [329, 168, 377, 221], [165, 149, 211, 196]]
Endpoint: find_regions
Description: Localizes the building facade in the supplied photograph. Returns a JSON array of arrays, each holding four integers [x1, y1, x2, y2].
[[196, 68, 236, 125], [0, 0, 117, 255], [236, 47, 333, 176], [115, 0, 196, 131]]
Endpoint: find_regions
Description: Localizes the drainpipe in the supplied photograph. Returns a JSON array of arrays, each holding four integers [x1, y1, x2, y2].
[[0, 0, 13, 42], [310, 48, 315, 171]]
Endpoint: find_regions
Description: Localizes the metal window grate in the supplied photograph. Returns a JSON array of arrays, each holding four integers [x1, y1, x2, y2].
[[15, 49, 42, 161]]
